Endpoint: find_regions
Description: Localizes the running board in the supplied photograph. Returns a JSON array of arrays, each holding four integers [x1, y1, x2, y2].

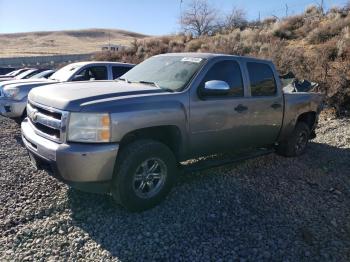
[[181, 148, 275, 173]]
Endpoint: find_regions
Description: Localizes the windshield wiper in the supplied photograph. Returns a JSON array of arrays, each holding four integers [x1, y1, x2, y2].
[[116, 77, 130, 83], [138, 80, 160, 88], [138, 81, 174, 93]]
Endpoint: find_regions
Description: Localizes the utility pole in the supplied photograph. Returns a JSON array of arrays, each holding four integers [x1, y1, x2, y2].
[[258, 11, 261, 22], [319, 0, 324, 15], [285, 4, 289, 17], [180, 0, 183, 25]]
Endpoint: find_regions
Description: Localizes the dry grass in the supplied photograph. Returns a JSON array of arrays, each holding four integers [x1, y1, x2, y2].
[[95, 8, 350, 112], [0, 28, 147, 58]]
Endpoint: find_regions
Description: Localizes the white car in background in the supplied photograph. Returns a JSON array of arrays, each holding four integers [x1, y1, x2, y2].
[[0, 68, 32, 78], [0, 61, 134, 122], [0, 70, 55, 89], [0, 68, 42, 82]]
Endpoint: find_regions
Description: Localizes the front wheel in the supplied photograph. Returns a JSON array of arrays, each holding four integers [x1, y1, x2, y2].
[[277, 122, 310, 157], [13, 108, 27, 125], [111, 139, 177, 212]]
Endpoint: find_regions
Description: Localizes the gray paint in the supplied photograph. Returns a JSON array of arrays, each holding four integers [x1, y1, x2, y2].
[[22, 53, 323, 184]]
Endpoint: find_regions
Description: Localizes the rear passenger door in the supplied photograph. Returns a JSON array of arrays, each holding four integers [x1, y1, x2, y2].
[[112, 66, 132, 79], [242, 61, 283, 147]]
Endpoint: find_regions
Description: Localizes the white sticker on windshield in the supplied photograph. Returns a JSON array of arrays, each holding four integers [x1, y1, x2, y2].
[[181, 57, 202, 63]]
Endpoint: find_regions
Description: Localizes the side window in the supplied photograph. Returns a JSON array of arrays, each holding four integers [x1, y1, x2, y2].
[[73, 66, 108, 81], [247, 62, 277, 96], [200, 60, 244, 97], [112, 66, 131, 79], [89, 66, 108, 80]]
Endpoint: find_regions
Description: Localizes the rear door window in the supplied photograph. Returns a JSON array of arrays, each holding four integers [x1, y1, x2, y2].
[[247, 62, 277, 96], [112, 66, 131, 79]]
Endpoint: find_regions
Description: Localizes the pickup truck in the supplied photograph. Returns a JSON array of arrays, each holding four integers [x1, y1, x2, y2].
[[21, 53, 323, 211], [0, 61, 134, 121]]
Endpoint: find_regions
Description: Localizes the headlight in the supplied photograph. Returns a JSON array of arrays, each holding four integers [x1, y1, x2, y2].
[[68, 113, 111, 143], [3, 87, 20, 98]]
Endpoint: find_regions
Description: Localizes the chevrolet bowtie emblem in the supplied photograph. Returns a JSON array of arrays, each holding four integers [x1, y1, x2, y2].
[[30, 109, 38, 122]]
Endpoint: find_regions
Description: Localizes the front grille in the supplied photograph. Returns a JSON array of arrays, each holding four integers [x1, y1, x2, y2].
[[27, 101, 68, 143]]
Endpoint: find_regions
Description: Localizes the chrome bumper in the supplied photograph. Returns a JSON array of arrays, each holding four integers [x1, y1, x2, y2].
[[21, 119, 119, 183], [0, 97, 27, 118]]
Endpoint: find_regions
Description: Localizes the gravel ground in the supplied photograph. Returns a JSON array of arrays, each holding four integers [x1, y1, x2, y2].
[[0, 114, 349, 261]]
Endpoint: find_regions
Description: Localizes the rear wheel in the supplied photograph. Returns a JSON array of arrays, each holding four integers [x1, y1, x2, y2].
[[277, 122, 310, 157], [111, 139, 177, 212]]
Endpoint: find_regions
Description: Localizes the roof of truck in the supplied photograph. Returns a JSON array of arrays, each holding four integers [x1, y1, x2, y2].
[[157, 52, 273, 63], [67, 61, 135, 67]]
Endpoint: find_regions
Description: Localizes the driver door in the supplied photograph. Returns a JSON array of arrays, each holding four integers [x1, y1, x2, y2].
[[71, 66, 108, 81], [189, 59, 251, 157]]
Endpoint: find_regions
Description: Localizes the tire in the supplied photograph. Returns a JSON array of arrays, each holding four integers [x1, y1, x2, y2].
[[13, 109, 27, 125], [111, 139, 177, 212], [277, 122, 310, 157]]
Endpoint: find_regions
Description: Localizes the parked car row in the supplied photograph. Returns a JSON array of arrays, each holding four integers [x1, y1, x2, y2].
[[6, 53, 323, 212], [0, 61, 134, 122]]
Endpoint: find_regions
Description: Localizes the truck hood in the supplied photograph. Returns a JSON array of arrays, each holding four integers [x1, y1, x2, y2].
[[0, 78, 51, 89], [0, 77, 13, 82], [29, 80, 166, 111]]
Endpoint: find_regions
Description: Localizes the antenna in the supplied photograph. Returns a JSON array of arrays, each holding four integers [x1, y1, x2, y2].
[[180, 0, 183, 25], [318, 0, 324, 15]]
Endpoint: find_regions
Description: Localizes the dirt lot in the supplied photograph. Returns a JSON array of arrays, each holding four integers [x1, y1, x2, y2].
[[0, 114, 349, 261]]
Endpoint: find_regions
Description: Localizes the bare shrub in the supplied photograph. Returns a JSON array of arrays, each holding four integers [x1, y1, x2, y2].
[[336, 26, 350, 59], [223, 7, 247, 31], [185, 39, 203, 52], [307, 15, 350, 44], [180, 0, 219, 36], [273, 15, 305, 39], [305, 5, 322, 16]]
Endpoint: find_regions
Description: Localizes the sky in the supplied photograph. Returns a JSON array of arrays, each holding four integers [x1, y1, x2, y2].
[[0, 0, 348, 35]]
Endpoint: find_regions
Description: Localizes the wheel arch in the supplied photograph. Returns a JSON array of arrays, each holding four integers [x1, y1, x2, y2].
[[118, 125, 184, 161], [296, 111, 316, 130]]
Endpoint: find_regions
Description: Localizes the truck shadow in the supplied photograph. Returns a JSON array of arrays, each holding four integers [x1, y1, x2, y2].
[[67, 142, 350, 260]]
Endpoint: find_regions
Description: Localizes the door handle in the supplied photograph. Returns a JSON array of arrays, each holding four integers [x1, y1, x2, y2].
[[234, 104, 248, 113], [271, 103, 282, 109]]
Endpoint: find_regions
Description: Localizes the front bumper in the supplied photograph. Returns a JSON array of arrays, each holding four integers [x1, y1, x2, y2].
[[0, 97, 27, 118], [21, 119, 119, 193]]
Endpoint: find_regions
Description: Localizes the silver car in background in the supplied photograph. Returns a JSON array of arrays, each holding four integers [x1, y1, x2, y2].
[[0, 61, 134, 122]]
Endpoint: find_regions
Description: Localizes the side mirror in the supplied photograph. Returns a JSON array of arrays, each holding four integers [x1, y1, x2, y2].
[[201, 80, 230, 96], [72, 75, 84, 81]]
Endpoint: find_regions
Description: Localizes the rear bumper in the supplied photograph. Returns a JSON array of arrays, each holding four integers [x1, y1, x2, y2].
[[21, 119, 119, 193], [0, 97, 26, 118]]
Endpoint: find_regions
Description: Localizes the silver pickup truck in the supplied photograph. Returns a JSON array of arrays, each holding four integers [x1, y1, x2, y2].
[[0, 61, 134, 121], [21, 53, 323, 211]]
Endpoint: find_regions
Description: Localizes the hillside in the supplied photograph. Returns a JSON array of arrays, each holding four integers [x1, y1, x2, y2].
[[95, 6, 350, 112], [0, 28, 148, 58]]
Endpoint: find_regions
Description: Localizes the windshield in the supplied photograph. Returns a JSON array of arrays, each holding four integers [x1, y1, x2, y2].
[[49, 64, 82, 82], [30, 70, 53, 79], [6, 69, 19, 76], [121, 55, 206, 91], [15, 70, 36, 79]]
